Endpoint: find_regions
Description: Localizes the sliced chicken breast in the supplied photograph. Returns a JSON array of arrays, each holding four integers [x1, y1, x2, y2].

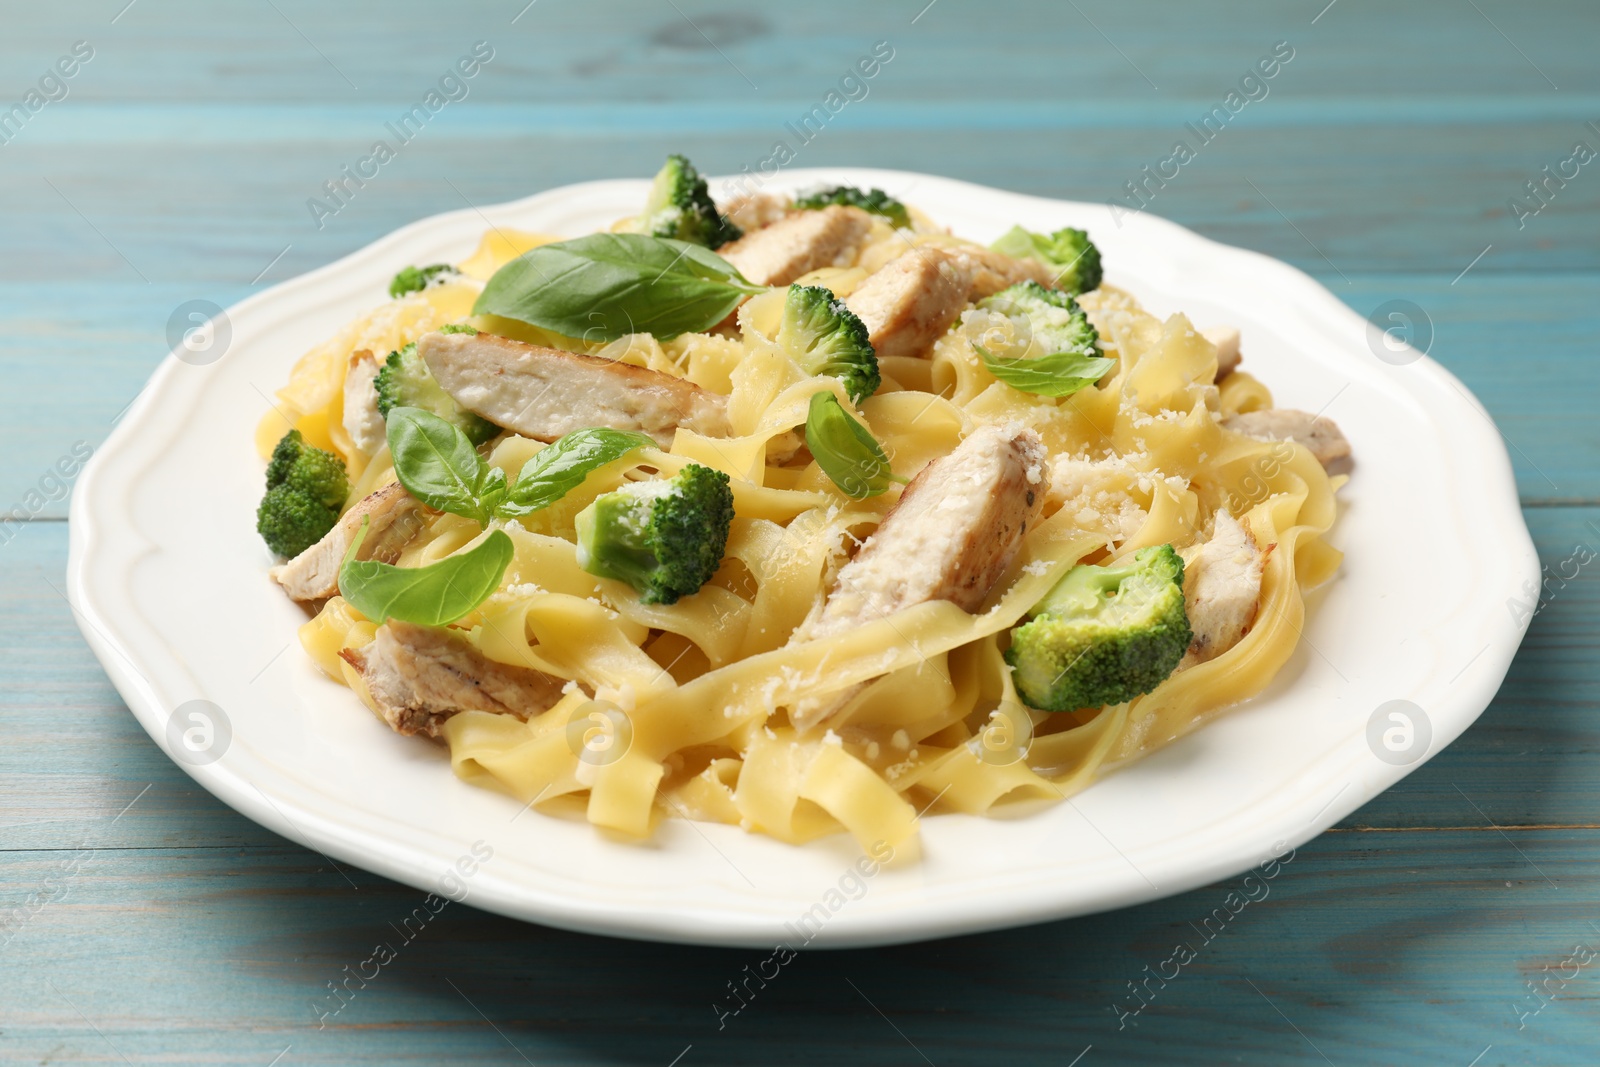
[[1200, 326, 1242, 380], [716, 204, 873, 287], [272, 483, 429, 602], [843, 245, 1056, 360], [844, 248, 973, 360], [418, 330, 729, 447], [946, 247, 1056, 300], [340, 621, 567, 739], [1178, 510, 1268, 669], [1223, 408, 1352, 474], [341, 349, 386, 455], [788, 425, 1049, 730], [720, 190, 792, 234]]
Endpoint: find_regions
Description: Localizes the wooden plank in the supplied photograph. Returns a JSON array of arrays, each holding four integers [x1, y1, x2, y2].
[[0, 0, 1595, 280], [2, 0, 1594, 105], [4, 270, 1595, 518], [3, 118, 1597, 280], [2, 830, 1597, 1064], [4, 507, 1595, 846], [5, 1, 1597, 1060]]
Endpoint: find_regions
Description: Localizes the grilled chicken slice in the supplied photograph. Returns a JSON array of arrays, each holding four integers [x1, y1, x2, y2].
[[340, 621, 567, 739], [1201, 326, 1242, 380], [716, 204, 873, 287], [788, 425, 1049, 730], [720, 190, 792, 234], [272, 483, 428, 602], [844, 248, 972, 360], [418, 330, 729, 447], [1223, 408, 1352, 474], [1178, 510, 1268, 669], [341, 349, 386, 455], [946, 247, 1056, 300], [845, 246, 1066, 360]]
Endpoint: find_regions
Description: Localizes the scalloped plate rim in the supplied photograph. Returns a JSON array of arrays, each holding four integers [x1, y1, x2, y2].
[[66, 168, 1538, 948]]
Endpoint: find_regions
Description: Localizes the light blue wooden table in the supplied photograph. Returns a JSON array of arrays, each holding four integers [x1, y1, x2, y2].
[[4, 2, 1598, 1063]]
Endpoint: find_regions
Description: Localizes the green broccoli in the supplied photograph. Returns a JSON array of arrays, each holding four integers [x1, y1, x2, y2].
[[990, 225, 1103, 295], [776, 284, 880, 403], [633, 154, 742, 248], [388, 264, 459, 299], [793, 186, 910, 229], [980, 281, 1101, 359], [1005, 545, 1191, 712], [575, 463, 735, 605], [256, 429, 349, 557], [374, 340, 499, 447]]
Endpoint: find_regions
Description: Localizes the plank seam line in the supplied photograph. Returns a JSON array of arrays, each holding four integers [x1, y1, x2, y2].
[[1328, 824, 1600, 833]]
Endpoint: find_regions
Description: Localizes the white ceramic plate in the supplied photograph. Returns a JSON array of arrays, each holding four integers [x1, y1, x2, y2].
[[67, 169, 1538, 948]]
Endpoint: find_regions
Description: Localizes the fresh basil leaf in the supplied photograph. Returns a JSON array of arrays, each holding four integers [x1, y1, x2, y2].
[[339, 519, 514, 627], [804, 392, 899, 499], [385, 406, 492, 523], [473, 233, 765, 342], [478, 465, 509, 516], [497, 427, 656, 518], [976, 344, 1116, 399]]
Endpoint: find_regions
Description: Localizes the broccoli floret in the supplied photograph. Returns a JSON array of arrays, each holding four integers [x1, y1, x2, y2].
[[1005, 545, 1191, 712], [388, 264, 459, 299], [373, 341, 499, 446], [281, 445, 347, 509], [634, 154, 742, 248], [794, 186, 910, 229], [264, 428, 347, 504], [575, 463, 734, 605], [980, 281, 1100, 358], [257, 485, 337, 558], [990, 225, 1103, 295], [776, 284, 880, 403], [256, 429, 349, 557], [263, 430, 301, 487]]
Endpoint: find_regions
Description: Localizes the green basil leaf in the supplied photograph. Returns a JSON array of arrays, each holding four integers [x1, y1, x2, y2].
[[496, 427, 656, 518], [339, 520, 514, 627], [385, 406, 492, 523], [976, 344, 1116, 399], [473, 233, 765, 342], [804, 392, 899, 499], [478, 465, 509, 516]]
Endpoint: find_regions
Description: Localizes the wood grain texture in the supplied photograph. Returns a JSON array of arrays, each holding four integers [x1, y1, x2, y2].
[[4, 0, 1598, 1063], [1, 0, 1593, 103], [4, 107, 1597, 278], [1, 833, 1597, 1066]]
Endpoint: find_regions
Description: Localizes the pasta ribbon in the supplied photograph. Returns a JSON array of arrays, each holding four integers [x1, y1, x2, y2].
[[279, 222, 1346, 856]]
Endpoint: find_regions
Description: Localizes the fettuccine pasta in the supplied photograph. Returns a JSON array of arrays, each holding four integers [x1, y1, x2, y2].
[[257, 178, 1345, 860]]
